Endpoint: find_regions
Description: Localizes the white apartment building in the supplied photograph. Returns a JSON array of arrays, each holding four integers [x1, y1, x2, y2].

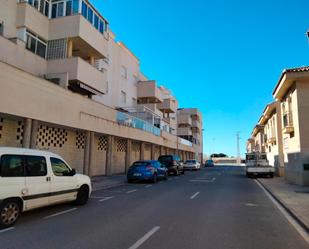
[[0, 0, 203, 176]]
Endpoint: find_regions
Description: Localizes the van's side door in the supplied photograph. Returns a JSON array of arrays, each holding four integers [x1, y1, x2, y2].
[[24, 155, 50, 210], [49, 157, 78, 204], [0, 154, 26, 205]]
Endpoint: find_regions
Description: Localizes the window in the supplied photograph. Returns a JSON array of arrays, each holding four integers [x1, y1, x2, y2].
[[65, 0, 72, 16], [36, 40, 47, 58], [25, 156, 47, 177], [99, 19, 104, 33], [121, 66, 127, 79], [26, 30, 47, 59], [121, 91, 126, 104], [87, 7, 93, 23], [0, 155, 24, 177], [73, 0, 79, 14], [50, 157, 71, 176], [82, 1, 87, 18], [94, 14, 99, 29], [81, 1, 107, 34], [44, 1, 49, 17], [0, 22, 4, 36], [57, 2, 64, 17], [51, 3, 57, 18]]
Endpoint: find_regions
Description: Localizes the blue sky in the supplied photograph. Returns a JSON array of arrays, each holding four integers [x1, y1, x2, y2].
[[93, 0, 309, 156]]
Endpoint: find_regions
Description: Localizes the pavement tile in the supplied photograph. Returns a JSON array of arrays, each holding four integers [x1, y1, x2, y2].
[[259, 177, 309, 231]]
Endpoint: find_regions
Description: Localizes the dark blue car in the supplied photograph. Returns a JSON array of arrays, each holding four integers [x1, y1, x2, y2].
[[127, 160, 168, 183]]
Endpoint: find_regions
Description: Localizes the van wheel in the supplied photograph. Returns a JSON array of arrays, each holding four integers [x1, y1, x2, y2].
[[75, 185, 89, 205], [0, 199, 21, 228]]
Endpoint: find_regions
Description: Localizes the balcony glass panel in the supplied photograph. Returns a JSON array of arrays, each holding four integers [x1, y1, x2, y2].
[[117, 112, 161, 136]]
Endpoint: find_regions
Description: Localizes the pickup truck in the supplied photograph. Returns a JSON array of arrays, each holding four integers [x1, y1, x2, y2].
[[245, 152, 274, 178]]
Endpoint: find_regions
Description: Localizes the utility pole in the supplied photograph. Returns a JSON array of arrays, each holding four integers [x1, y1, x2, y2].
[[236, 132, 241, 165]]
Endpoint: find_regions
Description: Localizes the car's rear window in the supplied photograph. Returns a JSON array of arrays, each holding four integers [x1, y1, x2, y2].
[[132, 162, 151, 167], [158, 156, 172, 162]]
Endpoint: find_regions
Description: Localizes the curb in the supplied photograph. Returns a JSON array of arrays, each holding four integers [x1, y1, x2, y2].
[[93, 182, 127, 192], [257, 179, 309, 234]]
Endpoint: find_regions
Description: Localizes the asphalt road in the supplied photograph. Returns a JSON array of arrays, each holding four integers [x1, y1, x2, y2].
[[0, 166, 308, 249]]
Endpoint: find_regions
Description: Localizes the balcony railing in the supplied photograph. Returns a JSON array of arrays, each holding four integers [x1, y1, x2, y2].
[[283, 112, 293, 127], [283, 112, 294, 134], [117, 111, 161, 136]]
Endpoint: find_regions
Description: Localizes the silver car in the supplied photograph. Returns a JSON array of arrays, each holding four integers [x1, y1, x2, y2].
[[183, 159, 201, 171]]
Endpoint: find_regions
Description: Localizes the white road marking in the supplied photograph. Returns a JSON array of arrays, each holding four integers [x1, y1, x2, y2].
[[190, 177, 216, 183], [0, 227, 14, 233], [44, 208, 77, 219], [128, 226, 160, 249], [127, 189, 137, 194], [255, 180, 309, 244], [145, 185, 152, 188], [245, 203, 258, 207], [91, 196, 109, 199], [190, 191, 200, 200], [99, 196, 114, 202]]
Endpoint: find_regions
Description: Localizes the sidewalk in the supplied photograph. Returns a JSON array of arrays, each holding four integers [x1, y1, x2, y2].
[[258, 177, 309, 232], [91, 174, 127, 191]]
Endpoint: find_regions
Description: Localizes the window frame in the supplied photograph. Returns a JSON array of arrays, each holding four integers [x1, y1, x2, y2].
[[0, 154, 25, 178], [25, 30, 47, 59], [24, 155, 48, 177], [50, 157, 73, 177]]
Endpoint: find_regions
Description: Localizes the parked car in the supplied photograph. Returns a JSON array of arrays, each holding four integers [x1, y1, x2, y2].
[[183, 159, 201, 171], [127, 160, 168, 183], [205, 159, 215, 167], [158, 155, 185, 175], [0, 147, 92, 228]]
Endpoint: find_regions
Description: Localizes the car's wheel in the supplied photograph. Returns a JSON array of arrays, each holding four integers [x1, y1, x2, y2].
[[152, 173, 158, 183], [75, 185, 89, 205], [164, 172, 168, 180], [269, 173, 274, 178], [0, 199, 21, 229], [174, 169, 179, 176], [181, 169, 185, 175]]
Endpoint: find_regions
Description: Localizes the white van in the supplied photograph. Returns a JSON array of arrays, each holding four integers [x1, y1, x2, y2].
[[0, 147, 92, 228]]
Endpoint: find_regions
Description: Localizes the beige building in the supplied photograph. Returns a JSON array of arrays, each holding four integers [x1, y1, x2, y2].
[[177, 108, 203, 163], [273, 66, 309, 185], [249, 125, 266, 154], [257, 102, 284, 176], [0, 0, 202, 176]]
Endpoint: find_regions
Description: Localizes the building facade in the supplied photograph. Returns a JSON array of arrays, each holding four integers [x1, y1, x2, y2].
[[0, 0, 203, 176], [248, 66, 309, 185], [177, 108, 203, 163], [257, 102, 284, 176], [273, 67, 309, 185]]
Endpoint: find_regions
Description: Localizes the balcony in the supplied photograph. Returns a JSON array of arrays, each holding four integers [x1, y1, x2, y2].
[[267, 136, 277, 144], [16, 2, 49, 39], [157, 98, 177, 113], [137, 81, 163, 103], [177, 115, 192, 126], [49, 14, 108, 59], [192, 119, 200, 128], [283, 112, 294, 134], [191, 127, 200, 134], [47, 57, 107, 95], [177, 127, 192, 136], [117, 112, 161, 136]]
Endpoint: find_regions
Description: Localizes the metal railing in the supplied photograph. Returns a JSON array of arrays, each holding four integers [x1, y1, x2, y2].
[[179, 138, 193, 147], [283, 112, 293, 127], [117, 111, 161, 136]]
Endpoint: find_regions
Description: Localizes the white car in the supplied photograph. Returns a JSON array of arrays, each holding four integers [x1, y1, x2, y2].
[[183, 159, 201, 171], [0, 147, 92, 228]]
